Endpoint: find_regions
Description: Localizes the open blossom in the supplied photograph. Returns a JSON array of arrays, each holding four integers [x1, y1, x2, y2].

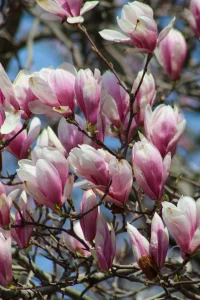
[[11, 191, 34, 249], [0, 183, 19, 227], [132, 137, 171, 200], [155, 28, 187, 81], [37, 0, 99, 24], [102, 71, 129, 128], [80, 190, 98, 242], [95, 214, 116, 270], [75, 68, 102, 125], [132, 71, 156, 125], [0, 229, 12, 286], [144, 104, 186, 158], [4, 117, 41, 159], [162, 196, 200, 258], [0, 65, 36, 134], [127, 212, 169, 279], [60, 222, 90, 256], [99, 1, 175, 53], [68, 145, 133, 207], [29, 62, 76, 117], [17, 146, 74, 211], [184, 0, 200, 38]]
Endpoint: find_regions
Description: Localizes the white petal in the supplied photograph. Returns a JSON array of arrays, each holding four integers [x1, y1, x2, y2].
[[157, 17, 176, 45], [0, 110, 21, 134], [36, 0, 67, 15], [80, 1, 99, 15], [99, 29, 130, 43], [58, 62, 77, 77]]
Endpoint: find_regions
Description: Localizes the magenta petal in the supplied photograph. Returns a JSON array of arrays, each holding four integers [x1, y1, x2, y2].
[[36, 159, 63, 207]]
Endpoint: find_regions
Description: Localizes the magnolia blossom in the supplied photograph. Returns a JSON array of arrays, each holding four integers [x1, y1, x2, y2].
[[0, 183, 19, 227], [155, 28, 187, 81], [29, 62, 76, 117], [127, 213, 169, 279], [37, 0, 99, 24], [60, 222, 90, 256], [144, 104, 186, 158], [68, 144, 133, 207], [58, 115, 90, 156], [0, 229, 12, 286], [162, 196, 200, 258], [80, 190, 98, 242], [11, 191, 34, 249], [75, 68, 102, 125], [0, 65, 36, 134], [95, 214, 116, 270], [4, 117, 41, 159], [99, 1, 175, 53], [102, 71, 129, 128], [17, 146, 74, 211], [184, 0, 200, 38], [69, 144, 111, 186], [132, 136, 171, 200], [37, 126, 66, 156], [132, 71, 156, 126]]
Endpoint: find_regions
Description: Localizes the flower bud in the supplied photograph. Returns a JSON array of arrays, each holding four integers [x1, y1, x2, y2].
[[60, 222, 90, 257], [0, 184, 19, 227], [11, 191, 34, 249], [95, 214, 116, 270], [184, 0, 200, 38], [156, 28, 186, 81], [144, 104, 186, 158], [127, 213, 168, 279], [75, 69, 101, 125], [132, 71, 156, 126], [80, 190, 98, 242], [132, 137, 171, 200], [0, 229, 12, 286], [162, 196, 200, 258]]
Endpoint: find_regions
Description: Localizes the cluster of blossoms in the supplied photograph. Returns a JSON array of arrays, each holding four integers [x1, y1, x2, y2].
[[0, 0, 199, 291]]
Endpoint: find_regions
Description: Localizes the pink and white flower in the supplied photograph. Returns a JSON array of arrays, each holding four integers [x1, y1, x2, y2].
[[0, 65, 36, 134], [37, 0, 99, 24], [127, 212, 168, 279], [69, 145, 133, 206], [0, 229, 12, 286], [184, 0, 200, 38], [155, 28, 187, 81], [132, 136, 171, 200], [4, 117, 41, 159], [17, 146, 74, 211], [102, 71, 129, 128], [29, 62, 76, 117], [80, 190, 98, 242], [144, 104, 186, 158], [11, 191, 34, 249], [0, 183, 19, 227], [132, 71, 156, 125], [162, 196, 200, 258], [75, 68, 102, 125], [60, 222, 90, 256], [58, 115, 90, 156], [99, 1, 175, 53], [95, 213, 116, 270]]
